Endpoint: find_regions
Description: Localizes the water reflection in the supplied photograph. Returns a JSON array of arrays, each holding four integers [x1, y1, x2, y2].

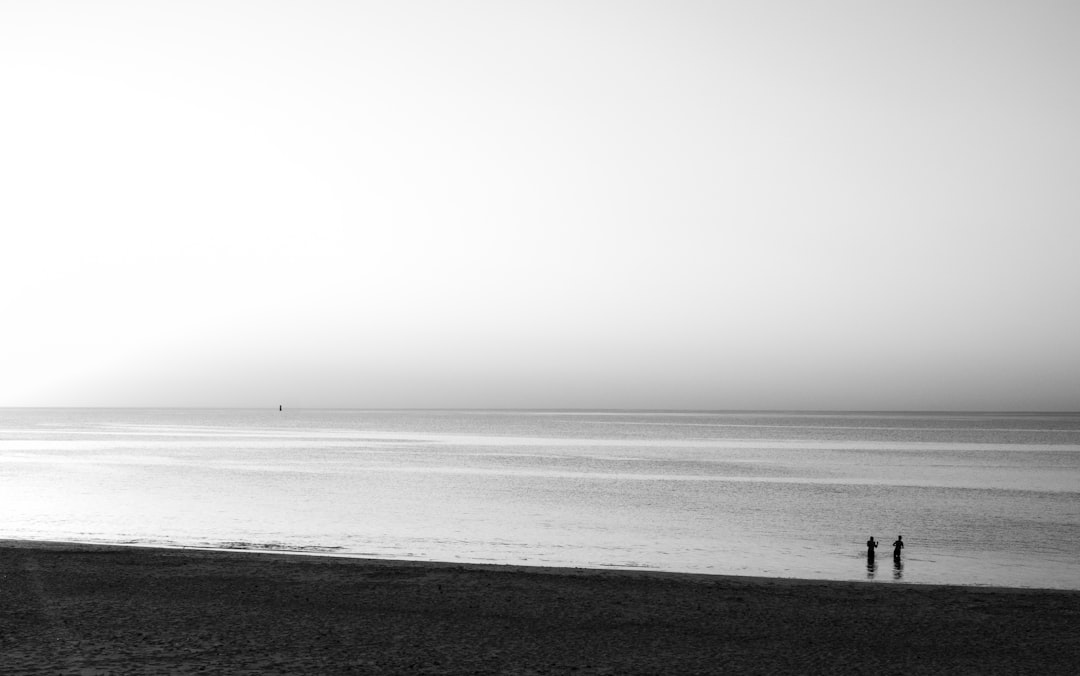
[[893, 556, 903, 580]]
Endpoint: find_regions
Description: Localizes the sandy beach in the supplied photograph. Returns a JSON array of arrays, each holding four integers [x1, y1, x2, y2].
[[1, 541, 1078, 674]]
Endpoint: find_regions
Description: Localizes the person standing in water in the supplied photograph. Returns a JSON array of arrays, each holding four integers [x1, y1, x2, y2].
[[893, 535, 904, 560], [866, 536, 878, 562]]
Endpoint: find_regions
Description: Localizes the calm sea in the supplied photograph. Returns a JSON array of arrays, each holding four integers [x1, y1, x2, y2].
[[1, 408, 1078, 589]]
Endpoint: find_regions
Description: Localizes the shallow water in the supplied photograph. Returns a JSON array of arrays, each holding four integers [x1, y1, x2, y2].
[[1, 408, 1078, 589]]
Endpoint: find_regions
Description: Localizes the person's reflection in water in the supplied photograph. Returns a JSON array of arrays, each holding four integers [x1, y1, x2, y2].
[[866, 559, 878, 580], [893, 556, 904, 580]]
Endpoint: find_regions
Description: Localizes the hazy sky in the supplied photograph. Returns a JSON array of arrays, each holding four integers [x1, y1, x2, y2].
[[2, 1, 1078, 410]]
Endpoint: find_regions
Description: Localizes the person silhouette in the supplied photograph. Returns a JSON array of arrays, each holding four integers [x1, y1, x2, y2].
[[866, 536, 878, 562], [893, 535, 904, 560]]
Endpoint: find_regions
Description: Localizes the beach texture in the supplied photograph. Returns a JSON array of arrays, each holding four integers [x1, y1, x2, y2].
[[1, 542, 1078, 674]]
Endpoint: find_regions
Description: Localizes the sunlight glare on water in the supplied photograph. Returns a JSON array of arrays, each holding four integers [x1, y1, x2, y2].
[[1, 408, 1078, 589]]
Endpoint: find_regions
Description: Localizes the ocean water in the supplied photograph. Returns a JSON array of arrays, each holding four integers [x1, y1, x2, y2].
[[1, 408, 1078, 590]]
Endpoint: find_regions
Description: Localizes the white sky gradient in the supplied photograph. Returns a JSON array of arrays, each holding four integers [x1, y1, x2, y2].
[[2, 1, 1078, 410]]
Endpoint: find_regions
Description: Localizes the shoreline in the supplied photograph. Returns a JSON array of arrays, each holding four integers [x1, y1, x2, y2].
[[0, 537, 1073, 594], [4, 537, 1077, 594], [2, 539, 1078, 674]]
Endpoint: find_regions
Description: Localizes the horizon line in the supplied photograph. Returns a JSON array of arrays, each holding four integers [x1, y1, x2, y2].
[[2, 406, 1078, 415]]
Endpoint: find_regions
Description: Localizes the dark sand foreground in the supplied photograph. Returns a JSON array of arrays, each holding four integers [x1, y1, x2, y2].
[[2, 541, 1078, 674]]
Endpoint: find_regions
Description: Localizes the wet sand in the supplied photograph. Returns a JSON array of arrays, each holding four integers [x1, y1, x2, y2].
[[1, 541, 1078, 674]]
